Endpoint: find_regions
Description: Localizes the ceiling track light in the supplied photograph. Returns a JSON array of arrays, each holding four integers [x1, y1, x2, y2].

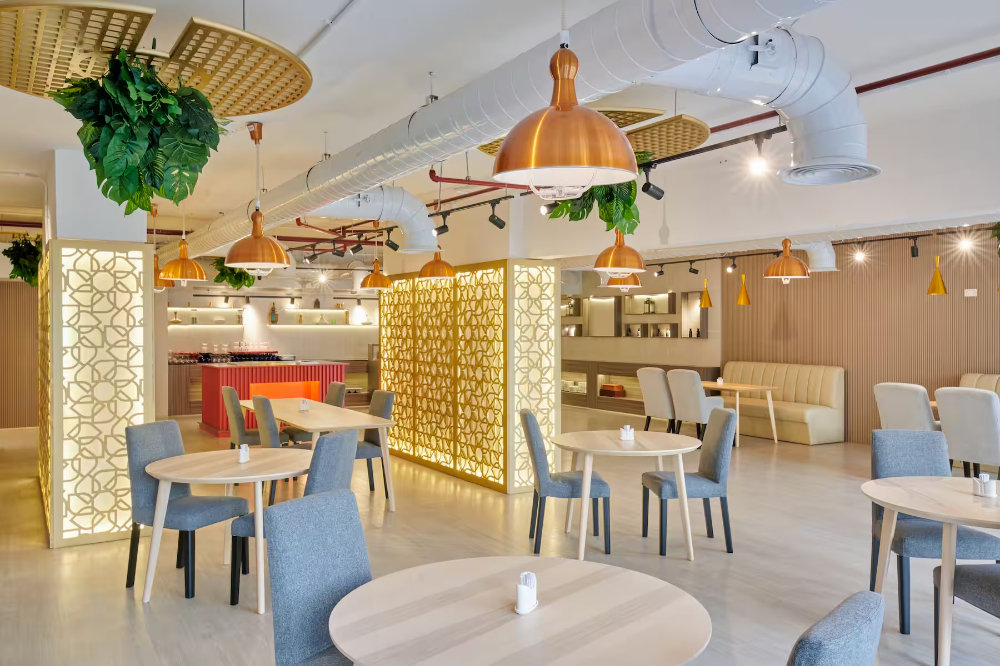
[[385, 229, 400, 252], [350, 234, 364, 255], [853, 246, 867, 263], [332, 248, 346, 258], [435, 213, 450, 236], [653, 266, 664, 277], [910, 237, 919, 258], [489, 202, 506, 229], [727, 258, 737, 273], [540, 201, 559, 216], [688, 261, 699, 275], [641, 168, 664, 200]]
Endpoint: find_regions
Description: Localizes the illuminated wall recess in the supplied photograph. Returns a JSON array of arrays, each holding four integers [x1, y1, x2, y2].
[[380, 260, 559, 494], [39, 240, 153, 547]]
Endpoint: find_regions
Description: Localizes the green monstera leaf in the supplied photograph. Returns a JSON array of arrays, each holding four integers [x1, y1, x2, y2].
[[545, 152, 651, 234]]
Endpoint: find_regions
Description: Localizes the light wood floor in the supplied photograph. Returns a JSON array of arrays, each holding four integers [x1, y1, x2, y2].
[[2, 408, 999, 665]]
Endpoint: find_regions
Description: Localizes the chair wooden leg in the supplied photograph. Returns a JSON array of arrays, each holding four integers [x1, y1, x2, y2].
[[529, 491, 539, 539], [230, 535, 241, 606], [897, 555, 910, 634], [125, 522, 140, 588], [241, 536, 249, 575], [533, 497, 547, 555], [268, 479, 277, 506], [933, 584, 940, 666], [183, 531, 195, 599], [869, 536, 879, 591], [644, 416, 651, 431], [603, 497, 611, 555], [176, 531, 186, 568], [366, 459, 375, 491], [642, 486, 649, 538], [703, 498, 714, 538], [382, 462, 388, 499], [720, 497, 733, 553], [592, 498, 600, 537], [963, 461, 972, 477], [659, 499, 668, 556]]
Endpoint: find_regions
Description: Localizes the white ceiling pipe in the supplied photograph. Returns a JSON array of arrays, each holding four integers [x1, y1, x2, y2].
[[160, 0, 842, 262], [308, 186, 438, 254], [645, 26, 879, 185], [797, 240, 838, 272]]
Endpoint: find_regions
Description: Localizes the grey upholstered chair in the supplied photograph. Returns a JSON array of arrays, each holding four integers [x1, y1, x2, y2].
[[641, 408, 736, 556], [124, 420, 248, 599], [637, 367, 676, 433], [265, 490, 372, 666], [870, 429, 1000, 634], [355, 390, 394, 496], [284, 382, 348, 444], [667, 369, 723, 440], [254, 395, 310, 505], [230, 430, 358, 606], [786, 592, 884, 665], [933, 564, 1000, 665], [223, 386, 289, 449], [520, 409, 612, 556]]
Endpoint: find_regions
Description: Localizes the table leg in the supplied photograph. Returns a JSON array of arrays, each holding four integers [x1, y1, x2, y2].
[[576, 453, 594, 561], [311, 431, 322, 448], [766, 390, 778, 444], [565, 452, 579, 533], [141, 480, 172, 603], [378, 427, 396, 513], [735, 392, 741, 448], [938, 522, 958, 666], [657, 456, 664, 472], [674, 454, 694, 561], [873, 508, 897, 594], [254, 481, 266, 615], [223, 483, 234, 566]]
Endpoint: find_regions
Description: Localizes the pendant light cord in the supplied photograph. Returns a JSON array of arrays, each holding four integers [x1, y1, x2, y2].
[[560, 0, 569, 46], [255, 141, 261, 210], [181, 202, 186, 240]]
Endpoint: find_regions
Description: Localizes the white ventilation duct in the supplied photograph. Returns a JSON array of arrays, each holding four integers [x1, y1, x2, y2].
[[308, 186, 438, 254], [160, 0, 845, 262], [797, 240, 839, 272], [645, 26, 879, 185]]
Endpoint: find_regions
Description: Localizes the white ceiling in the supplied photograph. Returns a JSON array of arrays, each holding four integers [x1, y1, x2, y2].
[[2, 0, 1000, 240]]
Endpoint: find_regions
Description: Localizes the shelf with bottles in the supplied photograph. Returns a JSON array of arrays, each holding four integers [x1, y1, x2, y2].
[[623, 293, 676, 316], [622, 322, 680, 339], [270, 310, 351, 326], [168, 306, 244, 312], [560, 296, 581, 318]]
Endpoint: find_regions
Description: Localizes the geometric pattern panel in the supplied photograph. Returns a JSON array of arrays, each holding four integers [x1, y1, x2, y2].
[[379, 279, 415, 457], [57, 246, 146, 542], [37, 249, 52, 534], [511, 264, 558, 491], [412, 278, 456, 468]]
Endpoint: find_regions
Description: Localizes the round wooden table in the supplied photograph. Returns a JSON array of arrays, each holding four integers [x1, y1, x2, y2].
[[329, 556, 712, 665], [550, 431, 702, 561], [143, 447, 313, 614], [862, 476, 1000, 666]]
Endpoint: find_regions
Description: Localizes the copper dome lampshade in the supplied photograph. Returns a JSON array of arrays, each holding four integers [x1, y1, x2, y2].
[[594, 229, 646, 278], [360, 258, 393, 290], [764, 239, 810, 284], [492, 41, 637, 200], [418, 248, 456, 280], [159, 238, 206, 286], [225, 209, 291, 270], [605, 273, 641, 293]]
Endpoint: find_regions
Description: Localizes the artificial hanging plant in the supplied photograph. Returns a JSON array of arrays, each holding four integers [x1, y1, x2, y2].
[[212, 257, 256, 290], [545, 151, 653, 234], [992, 221, 1000, 259], [48, 49, 227, 214], [2, 235, 42, 287]]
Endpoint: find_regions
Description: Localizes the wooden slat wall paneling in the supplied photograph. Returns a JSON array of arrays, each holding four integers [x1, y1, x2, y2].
[[721, 228, 1000, 444], [0, 281, 38, 428]]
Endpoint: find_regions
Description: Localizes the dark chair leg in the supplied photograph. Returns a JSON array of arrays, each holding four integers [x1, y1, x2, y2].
[[592, 498, 600, 537], [720, 497, 734, 553], [642, 486, 649, 538], [176, 531, 186, 569], [126, 522, 140, 588], [366, 459, 375, 491], [934, 584, 940, 666], [268, 479, 277, 506], [230, 535, 241, 606], [643, 415, 651, 431], [603, 497, 611, 555], [695, 423, 702, 440], [667, 418, 676, 434], [533, 497, 546, 555], [659, 499, 668, 556], [897, 555, 910, 634], [703, 498, 714, 538], [183, 531, 196, 599], [948, 458, 953, 470], [241, 536, 249, 575], [382, 462, 388, 499], [963, 461, 972, 477], [230, 441, 235, 450], [674, 420, 682, 434], [529, 491, 539, 539], [973, 462, 982, 478], [870, 536, 880, 591]]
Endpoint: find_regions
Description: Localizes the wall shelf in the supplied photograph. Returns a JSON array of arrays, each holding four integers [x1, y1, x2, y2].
[[168, 307, 244, 312], [168, 324, 245, 328], [267, 324, 368, 328]]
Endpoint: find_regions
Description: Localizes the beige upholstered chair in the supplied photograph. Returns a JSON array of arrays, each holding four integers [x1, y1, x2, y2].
[[875, 383, 940, 431], [637, 367, 675, 433], [666, 369, 723, 440], [936, 386, 1000, 478]]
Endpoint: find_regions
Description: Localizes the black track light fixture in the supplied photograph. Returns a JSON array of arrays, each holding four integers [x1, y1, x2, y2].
[[434, 213, 450, 236], [688, 261, 699, 275], [540, 201, 559, 216], [385, 229, 400, 252], [653, 266, 664, 277], [727, 258, 737, 273], [910, 237, 919, 258], [641, 168, 664, 200], [332, 248, 346, 258], [350, 234, 364, 255], [489, 202, 506, 229]]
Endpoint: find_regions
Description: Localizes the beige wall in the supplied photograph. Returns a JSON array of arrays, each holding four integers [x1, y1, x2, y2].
[[0, 280, 37, 428]]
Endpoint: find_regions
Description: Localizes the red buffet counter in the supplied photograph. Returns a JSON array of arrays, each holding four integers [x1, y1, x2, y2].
[[200, 362, 347, 436]]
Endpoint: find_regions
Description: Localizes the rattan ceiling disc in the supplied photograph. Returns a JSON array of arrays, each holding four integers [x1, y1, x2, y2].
[[626, 114, 711, 160]]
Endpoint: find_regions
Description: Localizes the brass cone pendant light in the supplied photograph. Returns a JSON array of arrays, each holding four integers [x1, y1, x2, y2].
[[699, 279, 713, 308], [361, 258, 393, 290], [605, 273, 641, 293], [764, 238, 810, 284], [594, 229, 646, 277], [225, 122, 291, 271], [927, 255, 947, 295], [418, 247, 456, 280], [736, 274, 751, 305], [159, 204, 206, 286]]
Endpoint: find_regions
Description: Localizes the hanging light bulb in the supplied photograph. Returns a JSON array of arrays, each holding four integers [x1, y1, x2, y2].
[[605, 274, 641, 293], [699, 279, 713, 308], [736, 274, 751, 306], [418, 246, 456, 280], [764, 239, 809, 285], [225, 122, 291, 272], [159, 202, 206, 287], [927, 255, 947, 296], [593, 229, 645, 278]]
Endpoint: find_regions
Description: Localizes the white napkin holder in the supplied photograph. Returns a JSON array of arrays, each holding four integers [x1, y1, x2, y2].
[[299, 398, 309, 412], [716, 378, 724, 385], [973, 474, 997, 498], [619, 425, 635, 441], [515, 571, 538, 615], [238, 444, 250, 464]]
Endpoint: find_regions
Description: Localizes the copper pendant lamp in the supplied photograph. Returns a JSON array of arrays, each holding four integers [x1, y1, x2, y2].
[[699, 279, 713, 308], [361, 259, 393, 290], [736, 274, 751, 306], [605, 274, 641, 293], [225, 122, 291, 271], [594, 229, 646, 278], [159, 204, 206, 286], [418, 247, 456, 280], [927, 255, 947, 296], [492, 33, 636, 200], [764, 238, 810, 284]]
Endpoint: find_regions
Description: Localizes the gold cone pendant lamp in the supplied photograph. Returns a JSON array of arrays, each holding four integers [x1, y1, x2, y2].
[[594, 229, 646, 278], [927, 255, 947, 295], [699, 279, 713, 308], [492, 36, 637, 200], [764, 238, 810, 284], [736, 274, 751, 305], [418, 248, 456, 280], [605, 274, 641, 293], [361, 258, 393, 290], [159, 238, 206, 286]]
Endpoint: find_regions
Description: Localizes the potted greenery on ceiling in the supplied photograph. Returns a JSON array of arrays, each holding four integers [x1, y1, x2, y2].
[[49, 50, 227, 214], [545, 151, 653, 234], [2, 235, 42, 287], [212, 257, 255, 290]]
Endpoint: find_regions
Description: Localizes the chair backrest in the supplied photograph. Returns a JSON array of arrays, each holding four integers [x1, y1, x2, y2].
[[304, 431, 358, 496], [874, 383, 937, 431], [871, 429, 951, 479], [666, 369, 709, 423], [252, 395, 283, 448], [637, 367, 674, 420], [363, 390, 394, 445], [723, 361, 844, 408], [786, 591, 884, 666], [125, 420, 191, 512], [936, 387, 1000, 466], [325, 381, 347, 408], [698, 409, 737, 485], [221, 386, 251, 444], [519, 409, 553, 493], [265, 490, 372, 666]]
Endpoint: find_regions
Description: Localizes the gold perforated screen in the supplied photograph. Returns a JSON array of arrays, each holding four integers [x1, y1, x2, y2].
[[626, 114, 711, 160], [37, 249, 51, 536]]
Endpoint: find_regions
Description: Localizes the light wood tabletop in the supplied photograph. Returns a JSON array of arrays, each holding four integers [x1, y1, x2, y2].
[[328, 556, 712, 666], [241, 398, 398, 513], [863, 476, 1000, 666], [143, 448, 313, 615], [550, 431, 702, 561], [701, 381, 779, 446]]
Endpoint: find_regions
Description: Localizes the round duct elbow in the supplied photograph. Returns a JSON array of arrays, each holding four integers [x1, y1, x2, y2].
[[798, 240, 839, 272]]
